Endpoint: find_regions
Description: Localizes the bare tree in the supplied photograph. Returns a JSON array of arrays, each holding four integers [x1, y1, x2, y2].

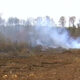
[[8, 17, 19, 26], [77, 20, 80, 28], [69, 16, 76, 27], [59, 16, 66, 27]]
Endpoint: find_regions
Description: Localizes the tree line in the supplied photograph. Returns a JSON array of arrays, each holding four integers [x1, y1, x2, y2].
[[0, 16, 79, 27], [0, 16, 79, 46], [59, 16, 80, 27]]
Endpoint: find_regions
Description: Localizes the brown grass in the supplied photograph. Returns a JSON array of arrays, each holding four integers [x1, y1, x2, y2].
[[0, 27, 80, 80]]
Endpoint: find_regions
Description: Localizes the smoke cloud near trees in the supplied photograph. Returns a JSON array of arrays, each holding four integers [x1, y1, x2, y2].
[[0, 16, 80, 49]]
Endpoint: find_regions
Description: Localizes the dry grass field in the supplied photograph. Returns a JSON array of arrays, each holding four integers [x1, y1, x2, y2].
[[0, 48, 80, 80]]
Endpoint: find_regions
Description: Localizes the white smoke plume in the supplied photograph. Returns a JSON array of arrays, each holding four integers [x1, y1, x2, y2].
[[25, 17, 80, 49], [1, 16, 80, 49]]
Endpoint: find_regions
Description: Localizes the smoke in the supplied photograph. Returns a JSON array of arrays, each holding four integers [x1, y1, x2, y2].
[[0, 16, 80, 49], [25, 17, 80, 49]]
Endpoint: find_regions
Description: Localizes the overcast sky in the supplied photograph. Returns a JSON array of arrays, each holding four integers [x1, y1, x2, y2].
[[0, 0, 80, 24]]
